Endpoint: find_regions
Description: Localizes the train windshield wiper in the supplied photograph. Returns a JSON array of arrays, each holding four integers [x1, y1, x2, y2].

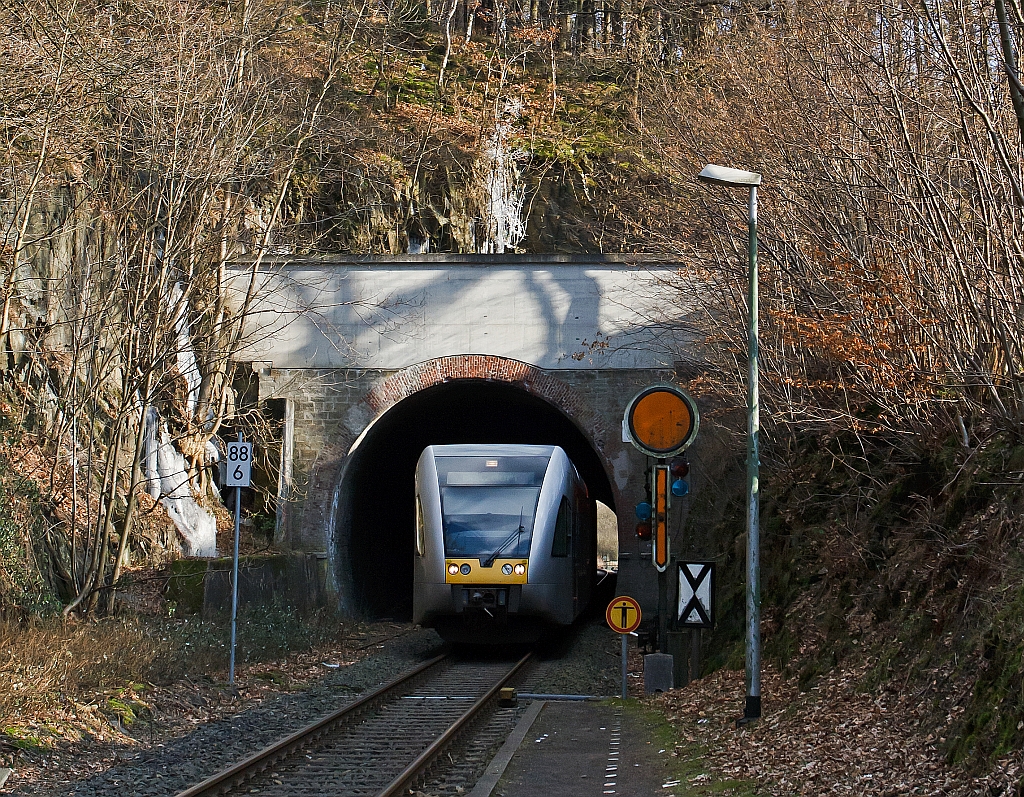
[[481, 508, 525, 567]]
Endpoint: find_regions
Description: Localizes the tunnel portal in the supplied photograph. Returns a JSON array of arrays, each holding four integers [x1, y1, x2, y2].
[[334, 379, 615, 619]]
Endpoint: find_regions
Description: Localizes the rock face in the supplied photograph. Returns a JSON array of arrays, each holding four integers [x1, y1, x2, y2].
[[1, 185, 220, 557], [313, 157, 607, 256], [0, 130, 624, 569]]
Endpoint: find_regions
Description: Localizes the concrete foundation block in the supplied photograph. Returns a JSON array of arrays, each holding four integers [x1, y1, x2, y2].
[[643, 653, 674, 694], [202, 552, 332, 615]]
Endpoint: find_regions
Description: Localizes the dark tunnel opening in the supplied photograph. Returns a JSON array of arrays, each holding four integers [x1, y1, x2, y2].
[[335, 379, 615, 620]]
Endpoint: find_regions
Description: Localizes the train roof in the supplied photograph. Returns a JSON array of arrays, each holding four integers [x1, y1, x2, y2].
[[423, 444, 559, 458]]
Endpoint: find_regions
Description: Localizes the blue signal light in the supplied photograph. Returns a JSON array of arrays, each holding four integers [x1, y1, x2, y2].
[[635, 502, 653, 521], [671, 479, 689, 497]]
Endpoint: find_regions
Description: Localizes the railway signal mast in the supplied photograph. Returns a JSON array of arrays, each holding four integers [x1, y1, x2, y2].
[[623, 385, 700, 655]]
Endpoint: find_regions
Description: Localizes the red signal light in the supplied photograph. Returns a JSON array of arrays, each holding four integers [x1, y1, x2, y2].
[[635, 521, 651, 539], [670, 458, 689, 479]]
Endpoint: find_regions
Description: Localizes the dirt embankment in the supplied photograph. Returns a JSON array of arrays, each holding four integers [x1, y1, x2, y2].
[[650, 428, 1024, 794]]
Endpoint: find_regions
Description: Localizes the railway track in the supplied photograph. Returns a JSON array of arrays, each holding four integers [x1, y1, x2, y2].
[[174, 652, 532, 797]]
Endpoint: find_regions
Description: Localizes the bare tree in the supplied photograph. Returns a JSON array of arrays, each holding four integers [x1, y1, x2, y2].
[[0, 0, 373, 613], [642, 0, 1024, 442]]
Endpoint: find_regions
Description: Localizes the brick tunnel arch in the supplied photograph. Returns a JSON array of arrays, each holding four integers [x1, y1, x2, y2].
[[322, 356, 619, 619]]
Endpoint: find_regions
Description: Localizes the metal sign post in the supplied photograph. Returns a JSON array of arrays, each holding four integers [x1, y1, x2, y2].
[[224, 434, 253, 686], [698, 163, 764, 721], [606, 596, 642, 699], [621, 634, 628, 699], [678, 562, 715, 683]]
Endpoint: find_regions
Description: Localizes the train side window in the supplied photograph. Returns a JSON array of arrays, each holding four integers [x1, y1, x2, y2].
[[552, 496, 570, 557], [415, 495, 426, 556]]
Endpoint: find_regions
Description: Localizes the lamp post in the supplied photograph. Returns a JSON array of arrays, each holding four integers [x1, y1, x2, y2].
[[698, 163, 763, 721]]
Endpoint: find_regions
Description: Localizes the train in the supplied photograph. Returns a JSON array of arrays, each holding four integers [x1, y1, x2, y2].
[[412, 443, 596, 643]]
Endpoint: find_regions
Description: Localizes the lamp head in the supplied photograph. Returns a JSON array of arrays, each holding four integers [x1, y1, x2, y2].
[[698, 164, 762, 187]]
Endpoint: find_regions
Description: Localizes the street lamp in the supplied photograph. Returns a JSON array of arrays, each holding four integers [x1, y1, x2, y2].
[[698, 163, 763, 722]]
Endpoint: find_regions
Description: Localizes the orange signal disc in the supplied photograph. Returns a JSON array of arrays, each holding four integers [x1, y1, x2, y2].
[[628, 388, 695, 454]]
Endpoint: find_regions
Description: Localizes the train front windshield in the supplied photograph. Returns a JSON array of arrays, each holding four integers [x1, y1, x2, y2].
[[436, 455, 550, 559]]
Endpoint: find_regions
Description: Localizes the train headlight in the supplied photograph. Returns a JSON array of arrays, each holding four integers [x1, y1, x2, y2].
[[460, 563, 472, 575], [501, 564, 513, 575], [448, 563, 459, 575], [513, 564, 526, 575]]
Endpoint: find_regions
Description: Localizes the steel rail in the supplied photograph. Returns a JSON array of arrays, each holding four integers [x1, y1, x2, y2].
[[376, 651, 533, 797], [174, 653, 447, 797]]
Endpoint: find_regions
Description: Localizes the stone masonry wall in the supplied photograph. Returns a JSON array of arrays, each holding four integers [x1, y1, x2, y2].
[[254, 355, 719, 609]]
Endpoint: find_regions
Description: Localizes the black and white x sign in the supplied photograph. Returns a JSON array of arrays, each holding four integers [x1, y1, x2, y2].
[[677, 562, 715, 627]]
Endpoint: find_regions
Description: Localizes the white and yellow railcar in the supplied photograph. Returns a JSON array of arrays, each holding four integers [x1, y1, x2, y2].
[[412, 444, 595, 643]]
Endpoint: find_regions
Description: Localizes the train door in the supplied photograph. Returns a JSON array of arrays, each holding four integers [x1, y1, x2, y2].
[[551, 495, 575, 622], [570, 498, 580, 618]]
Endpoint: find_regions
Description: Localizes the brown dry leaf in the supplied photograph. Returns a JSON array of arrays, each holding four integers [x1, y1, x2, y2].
[[647, 664, 1022, 796]]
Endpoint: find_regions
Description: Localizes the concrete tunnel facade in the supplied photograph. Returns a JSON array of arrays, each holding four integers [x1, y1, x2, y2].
[[231, 255, 708, 620]]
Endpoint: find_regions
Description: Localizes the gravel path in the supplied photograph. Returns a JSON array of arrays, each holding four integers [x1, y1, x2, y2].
[[523, 613, 623, 698]]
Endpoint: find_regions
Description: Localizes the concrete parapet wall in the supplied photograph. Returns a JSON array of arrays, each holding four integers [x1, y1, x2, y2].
[[227, 255, 698, 372]]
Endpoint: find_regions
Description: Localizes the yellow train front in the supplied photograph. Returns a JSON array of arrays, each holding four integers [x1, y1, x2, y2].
[[412, 444, 595, 644]]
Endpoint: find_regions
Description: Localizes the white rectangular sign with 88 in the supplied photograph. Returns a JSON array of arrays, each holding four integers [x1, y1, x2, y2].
[[225, 442, 253, 487]]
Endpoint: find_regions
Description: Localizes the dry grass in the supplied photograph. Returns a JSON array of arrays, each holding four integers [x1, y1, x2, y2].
[[0, 616, 178, 726], [0, 597, 357, 733], [0, 615, 413, 792]]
